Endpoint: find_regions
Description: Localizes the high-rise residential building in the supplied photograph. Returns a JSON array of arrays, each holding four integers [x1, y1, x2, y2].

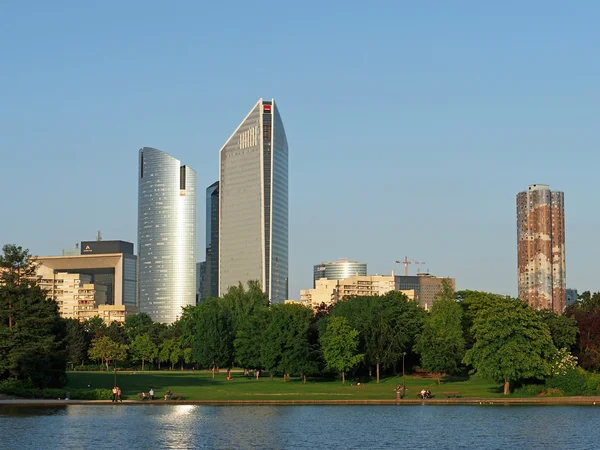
[[204, 181, 219, 299], [313, 259, 368, 287], [517, 184, 566, 313], [138, 147, 197, 323], [219, 99, 288, 303]]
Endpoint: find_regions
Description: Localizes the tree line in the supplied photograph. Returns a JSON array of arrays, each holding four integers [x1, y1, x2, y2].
[[3, 244, 600, 395]]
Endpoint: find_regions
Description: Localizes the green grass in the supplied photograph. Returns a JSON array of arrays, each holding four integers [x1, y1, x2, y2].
[[65, 371, 507, 401]]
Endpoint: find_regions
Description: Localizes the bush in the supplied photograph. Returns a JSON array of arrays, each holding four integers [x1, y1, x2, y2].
[[0, 380, 112, 400], [545, 368, 590, 396], [515, 384, 545, 396]]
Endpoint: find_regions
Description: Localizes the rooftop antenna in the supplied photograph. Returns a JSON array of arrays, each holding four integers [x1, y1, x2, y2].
[[96, 229, 102, 241]]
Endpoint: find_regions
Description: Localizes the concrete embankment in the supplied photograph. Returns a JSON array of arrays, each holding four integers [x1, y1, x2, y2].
[[2, 397, 600, 407]]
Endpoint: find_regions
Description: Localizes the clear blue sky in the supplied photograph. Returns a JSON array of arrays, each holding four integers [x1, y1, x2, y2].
[[1, 1, 599, 299]]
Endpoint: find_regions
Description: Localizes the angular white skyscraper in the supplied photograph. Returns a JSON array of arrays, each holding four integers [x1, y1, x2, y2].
[[219, 99, 289, 303], [138, 147, 197, 323]]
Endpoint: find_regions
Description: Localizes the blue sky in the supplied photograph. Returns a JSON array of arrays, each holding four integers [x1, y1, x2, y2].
[[1, 1, 599, 299]]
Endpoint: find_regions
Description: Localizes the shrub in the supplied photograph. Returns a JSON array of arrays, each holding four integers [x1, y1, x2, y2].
[[0, 380, 112, 400], [545, 368, 589, 396], [515, 384, 545, 396]]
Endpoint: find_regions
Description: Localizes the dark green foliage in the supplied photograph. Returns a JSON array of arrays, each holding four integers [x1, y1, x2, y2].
[[64, 319, 89, 367], [463, 296, 556, 394], [0, 380, 112, 400], [124, 313, 154, 340], [415, 299, 465, 378], [328, 291, 425, 381], [190, 298, 234, 374], [0, 245, 66, 388], [260, 303, 315, 378], [536, 310, 578, 351], [234, 309, 268, 370], [544, 368, 597, 396]]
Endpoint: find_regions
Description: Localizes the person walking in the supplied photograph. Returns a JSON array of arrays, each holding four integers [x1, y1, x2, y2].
[[112, 386, 118, 402], [116, 386, 123, 403], [149, 388, 154, 400]]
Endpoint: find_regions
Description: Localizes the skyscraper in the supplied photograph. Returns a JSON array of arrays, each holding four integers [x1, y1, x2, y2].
[[219, 99, 288, 303], [204, 181, 219, 299], [517, 184, 566, 313], [138, 147, 197, 323]]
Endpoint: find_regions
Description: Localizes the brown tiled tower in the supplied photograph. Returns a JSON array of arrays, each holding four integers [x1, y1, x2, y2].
[[516, 184, 566, 313]]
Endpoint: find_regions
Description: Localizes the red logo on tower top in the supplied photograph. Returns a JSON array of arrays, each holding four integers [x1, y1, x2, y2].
[[263, 104, 272, 113]]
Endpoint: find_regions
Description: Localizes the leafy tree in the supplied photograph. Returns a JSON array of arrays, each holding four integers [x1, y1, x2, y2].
[[124, 313, 154, 341], [330, 291, 425, 382], [320, 317, 364, 384], [84, 316, 107, 341], [191, 298, 233, 377], [159, 338, 183, 370], [566, 292, 600, 371], [457, 290, 509, 350], [130, 333, 157, 370], [463, 297, 556, 394], [0, 245, 66, 388], [537, 310, 577, 351], [415, 299, 465, 382], [88, 336, 128, 370], [260, 303, 315, 381], [234, 309, 268, 371], [64, 318, 89, 367]]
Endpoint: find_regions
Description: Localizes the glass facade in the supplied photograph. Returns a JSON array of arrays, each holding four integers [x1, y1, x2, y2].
[[313, 260, 367, 287], [204, 181, 219, 299], [219, 99, 289, 303], [138, 147, 197, 323]]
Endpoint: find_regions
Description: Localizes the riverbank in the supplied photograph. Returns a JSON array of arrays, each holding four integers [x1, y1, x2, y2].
[[2, 396, 600, 406]]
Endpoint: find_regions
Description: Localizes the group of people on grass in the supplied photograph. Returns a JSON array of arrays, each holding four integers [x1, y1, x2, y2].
[[420, 388, 432, 399]]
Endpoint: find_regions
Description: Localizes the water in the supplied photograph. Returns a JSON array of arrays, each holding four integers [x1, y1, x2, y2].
[[0, 404, 598, 449]]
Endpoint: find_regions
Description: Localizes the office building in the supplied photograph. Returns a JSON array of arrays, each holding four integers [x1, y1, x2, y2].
[[219, 99, 288, 303], [138, 147, 197, 323], [395, 273, 455, 310], [204, 181, 219, 299], [197, 261, 206, 304], [566, 288, 578, 307], [517, 184, 566, 313], [313, 259, 367, 287], [35, 247, 139, 324]]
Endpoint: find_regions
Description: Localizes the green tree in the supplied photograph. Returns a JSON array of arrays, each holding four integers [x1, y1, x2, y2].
[[463, 297, 556, 395], [64, 318, 89, 367], [84, 316, 107, 341], [234, 309, 268, 371], [320, 317, 364, 384], [159, 338, 184, 370], [191, 298, 233, 377], [566, 292, 600, 371], [130, 333, 157, 370], [260, 303, 314, 381], [415, 298, 465, 382], [537, 309, 577, 351], [124, 313, 154, 341], [0, 245, 66, 388], [88, 336, 128, 370]]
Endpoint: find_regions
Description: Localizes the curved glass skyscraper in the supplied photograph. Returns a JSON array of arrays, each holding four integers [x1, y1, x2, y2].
[[219, 99, 288, 303], [313, 260, 368, 287], [138, 147, 197, 323]]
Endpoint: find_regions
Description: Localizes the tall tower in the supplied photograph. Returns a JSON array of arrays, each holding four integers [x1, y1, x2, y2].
[[517, 184, 566, 313], [219, 99, 289, 303], [204, 181, 219, 299], [138, 147, 197, 323]]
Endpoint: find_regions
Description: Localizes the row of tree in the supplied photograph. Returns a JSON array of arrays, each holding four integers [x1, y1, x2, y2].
[[3, 244, 600, 394]]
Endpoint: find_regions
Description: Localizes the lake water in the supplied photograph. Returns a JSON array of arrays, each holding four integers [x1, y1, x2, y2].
[[0, 404, 598, 449]]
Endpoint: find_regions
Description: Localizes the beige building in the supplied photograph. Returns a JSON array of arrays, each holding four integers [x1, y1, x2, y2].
[[34, 253, 138, 324], [300, 275, 415, 310], [395, 273, 456, 310]]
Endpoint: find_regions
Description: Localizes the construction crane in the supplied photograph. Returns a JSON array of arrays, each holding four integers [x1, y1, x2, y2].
[[395, 256, 425, 276]]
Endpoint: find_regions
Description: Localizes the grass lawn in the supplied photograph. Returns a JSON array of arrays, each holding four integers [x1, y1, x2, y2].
[[66, 371, 506, 401]]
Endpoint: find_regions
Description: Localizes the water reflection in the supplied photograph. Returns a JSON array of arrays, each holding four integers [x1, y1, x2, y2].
[[0, 405, 599, 449]]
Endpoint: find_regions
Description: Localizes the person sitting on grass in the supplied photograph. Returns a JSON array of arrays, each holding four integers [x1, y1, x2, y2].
[[164, 389, 172, 400]]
